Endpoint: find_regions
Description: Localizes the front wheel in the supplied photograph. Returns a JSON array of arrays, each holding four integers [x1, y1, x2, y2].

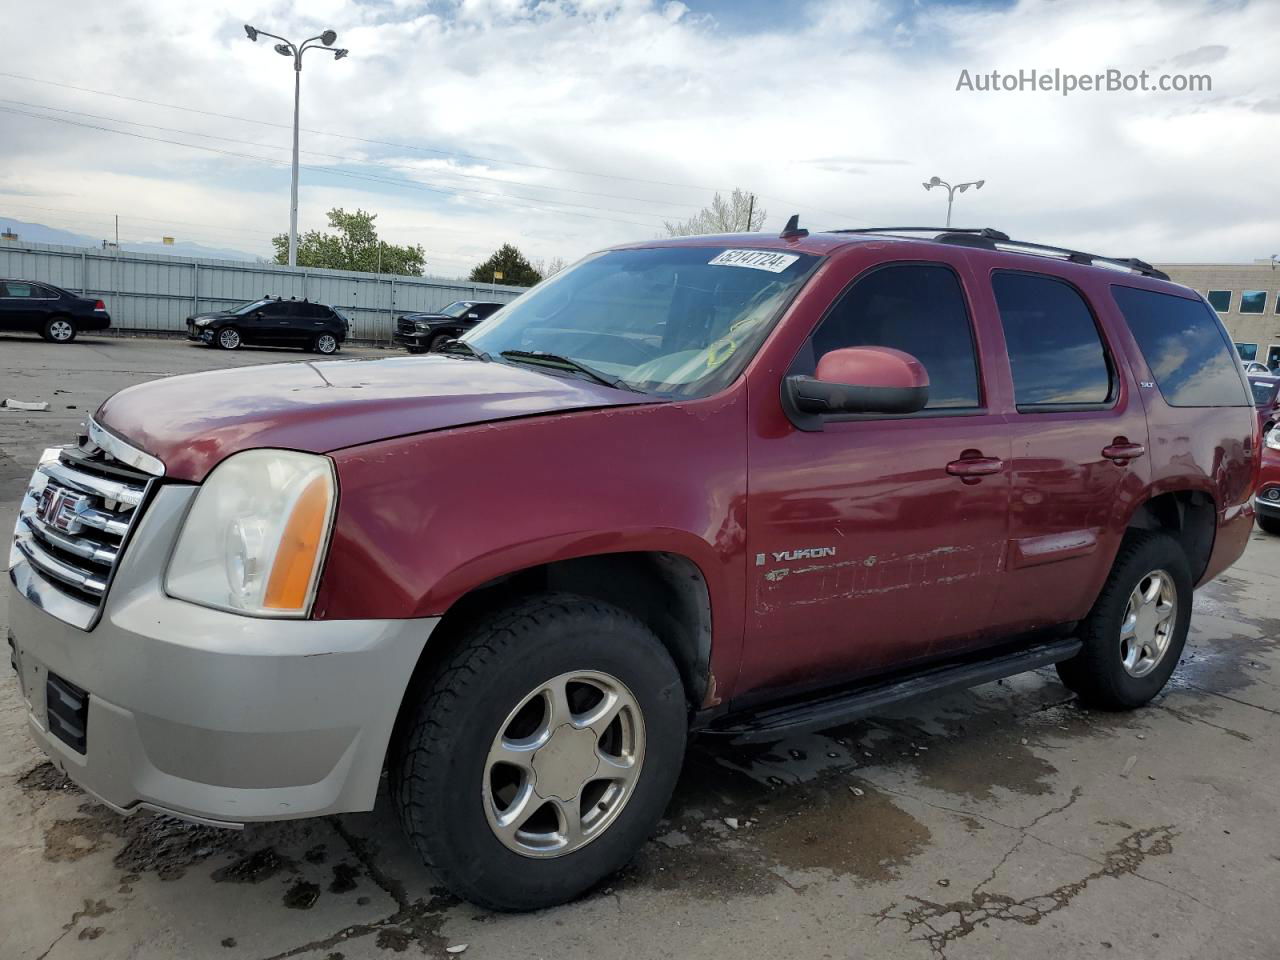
[[389, 595, 687, 911], [1056, 531, 1192, 709], [313, 333, 338, 354], [42, 316, 77, 343], [428, 332, 456, 353], [216, 326, 241, 350]]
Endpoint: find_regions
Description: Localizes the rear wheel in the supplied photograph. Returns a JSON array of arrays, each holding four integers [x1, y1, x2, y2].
[[389, 594, 687, 911], [313, 333, 338, 354], [1056, 531, 1191, 709], [42, 316, 76, 343], [216, 326, 241, 350]]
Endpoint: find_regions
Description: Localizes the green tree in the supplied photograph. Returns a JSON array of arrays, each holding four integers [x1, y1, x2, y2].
[[469, 244, 542, 287], [663, 188, 765, 236], [272, 208, 426, 276]]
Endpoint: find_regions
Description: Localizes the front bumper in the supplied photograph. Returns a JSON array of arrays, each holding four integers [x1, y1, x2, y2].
[[8, 483, 439, 824], [186, 323, 213, 343], [1255, 487, 1280, 517], [392, 330, 430, 349]]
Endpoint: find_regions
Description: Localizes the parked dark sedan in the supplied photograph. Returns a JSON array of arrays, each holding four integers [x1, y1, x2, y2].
[[0, 279, 110, 343], [1250, 375, 1280, 436], [393, 300, 504, 353], [187, 297, 349, 353]]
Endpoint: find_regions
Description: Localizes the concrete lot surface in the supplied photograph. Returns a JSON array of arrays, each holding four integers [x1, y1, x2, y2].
[[1, 335, 1277, 959]]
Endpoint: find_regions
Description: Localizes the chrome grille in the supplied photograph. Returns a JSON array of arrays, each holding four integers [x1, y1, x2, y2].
[[397, 317, 417, 335], [10, 421, 161, 629]]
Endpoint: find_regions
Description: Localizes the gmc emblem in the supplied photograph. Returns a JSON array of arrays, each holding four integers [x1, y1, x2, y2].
[[35, 486, 87, 534]]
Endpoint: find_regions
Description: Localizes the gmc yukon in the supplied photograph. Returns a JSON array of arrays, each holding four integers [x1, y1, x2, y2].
[[7, 224, 1258, 911]]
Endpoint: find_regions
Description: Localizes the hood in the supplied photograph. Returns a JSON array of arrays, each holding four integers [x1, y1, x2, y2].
[[96, 355, 652, 481], [191, 311, 237, 321]]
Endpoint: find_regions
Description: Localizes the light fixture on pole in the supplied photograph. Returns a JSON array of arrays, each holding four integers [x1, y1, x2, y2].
[[921, 176, 986, 229], [244, 23, 349, 268]]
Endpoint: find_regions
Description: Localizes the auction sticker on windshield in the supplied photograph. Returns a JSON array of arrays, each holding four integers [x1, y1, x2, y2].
[[708, 249, 801, 273]]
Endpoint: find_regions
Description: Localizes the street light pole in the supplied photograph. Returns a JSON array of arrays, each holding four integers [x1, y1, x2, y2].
[[244, 24, 349, 268], [921, 176, 986, 228]]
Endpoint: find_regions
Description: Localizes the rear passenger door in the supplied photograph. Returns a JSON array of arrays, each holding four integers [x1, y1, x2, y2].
[[741, 261, 1013, 696], [984, 271, 1150, 634]]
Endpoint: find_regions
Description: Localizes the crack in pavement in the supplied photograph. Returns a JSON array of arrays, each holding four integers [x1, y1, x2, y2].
[[873, 825, 1178, 959], [256, 818, 457, 960], [34, 898, 113, 960], [1154, 703, 1254, 741]]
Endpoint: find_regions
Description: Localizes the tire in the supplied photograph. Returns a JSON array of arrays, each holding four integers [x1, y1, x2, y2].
[[428, 332, 456, 353], [1257, 514, 1280, 536], [216, 326, 241, 350], [389, 594, 687, 911], [1056, 531, 1192, 710], [313, 333, 339, 355], [41, 316, 77, 343]]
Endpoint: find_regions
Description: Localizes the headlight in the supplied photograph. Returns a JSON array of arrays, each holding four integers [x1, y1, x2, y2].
[[195, 317, 213, 327], [166, 450, 336, 617], [414, 321, 430, 332], [1267, 427, 1280, 451]]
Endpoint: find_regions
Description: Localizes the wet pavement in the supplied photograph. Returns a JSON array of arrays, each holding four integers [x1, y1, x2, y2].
[[2, 337, 1278, 959]]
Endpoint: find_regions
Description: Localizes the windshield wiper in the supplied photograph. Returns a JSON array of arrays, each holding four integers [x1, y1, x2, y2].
[[438, 339, 491, 361], [499, 350, 642, 393]]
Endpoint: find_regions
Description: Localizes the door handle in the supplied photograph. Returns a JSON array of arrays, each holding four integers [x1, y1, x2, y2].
[[1102, 442, 1146, 464], [946, 455, 1004, 481]]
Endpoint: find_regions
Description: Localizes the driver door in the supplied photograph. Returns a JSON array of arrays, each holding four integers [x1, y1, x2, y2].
[[739, 261, 1012, 699]]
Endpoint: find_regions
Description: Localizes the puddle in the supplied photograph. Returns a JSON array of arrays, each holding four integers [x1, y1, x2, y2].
[[210, 848, 292, 884]]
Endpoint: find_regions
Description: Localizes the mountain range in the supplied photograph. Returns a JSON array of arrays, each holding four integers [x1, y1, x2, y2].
[[0, 216, 262, 262]]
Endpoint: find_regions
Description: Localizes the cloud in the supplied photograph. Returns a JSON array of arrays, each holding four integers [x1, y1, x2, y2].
[[0, 0, 1274, 274], [1168, 44, 1229, 68]]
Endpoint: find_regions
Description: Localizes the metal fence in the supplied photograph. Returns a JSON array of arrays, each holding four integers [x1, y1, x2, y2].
[[0, 239, 527, 343]]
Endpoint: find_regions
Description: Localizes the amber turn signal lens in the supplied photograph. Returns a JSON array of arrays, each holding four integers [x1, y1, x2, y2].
[[264, 474, 333, 610]]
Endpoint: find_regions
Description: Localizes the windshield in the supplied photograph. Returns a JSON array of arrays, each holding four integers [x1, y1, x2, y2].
[[439, 301, 475, 319], [463, 246, 820, 397], [1251, 380, 1277, 405], [232, 298, 272, 315]]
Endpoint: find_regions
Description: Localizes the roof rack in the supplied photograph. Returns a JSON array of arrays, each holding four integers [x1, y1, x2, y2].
[[830, 227, 1169, 281]]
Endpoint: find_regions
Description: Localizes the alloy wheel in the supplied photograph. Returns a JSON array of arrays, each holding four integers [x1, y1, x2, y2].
[[316, 334, 338, 354], [1119, 569, 1177, 678], [483, 670, 645, 858], [48, 319, 74, 342], [219, 328, 241, 349]]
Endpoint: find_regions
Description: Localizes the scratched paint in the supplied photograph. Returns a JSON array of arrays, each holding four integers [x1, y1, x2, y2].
[[756, 543, 1004, 611]]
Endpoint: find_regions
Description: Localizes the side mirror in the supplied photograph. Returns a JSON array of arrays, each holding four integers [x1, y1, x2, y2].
[[782, 346, 929, 431]]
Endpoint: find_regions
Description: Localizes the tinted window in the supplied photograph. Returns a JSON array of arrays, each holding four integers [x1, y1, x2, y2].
[[258, 301, 290, 318], [1250, 380, 1277, 405], [993, 273, 1111, 407], [803, 264, 980, 409], [1237, 342, 1258, 361], [1206, 290, 1231, 312], [1240, 291, 1266, 314], [2, 281, 35, 297], [1111, 285, 1249, 407]]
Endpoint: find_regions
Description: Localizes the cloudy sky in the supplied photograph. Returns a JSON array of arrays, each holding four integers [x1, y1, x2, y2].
[[0, 0, 1275, 276]]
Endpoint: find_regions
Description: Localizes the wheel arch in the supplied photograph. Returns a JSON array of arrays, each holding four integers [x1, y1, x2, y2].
[[1122, 488, 1218, 584], [391, 550, 715, 749]]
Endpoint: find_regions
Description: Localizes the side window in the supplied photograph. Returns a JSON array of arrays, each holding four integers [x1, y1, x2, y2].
[[1111, 285, 1250, 407], [803, 263, 981, 409], [992, 272, 1112, 408], [3, 281, 34, 298], [260, 301, 290, 318]]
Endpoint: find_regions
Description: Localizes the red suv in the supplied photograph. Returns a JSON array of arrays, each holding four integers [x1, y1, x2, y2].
[[7, 225, 1258, 911]]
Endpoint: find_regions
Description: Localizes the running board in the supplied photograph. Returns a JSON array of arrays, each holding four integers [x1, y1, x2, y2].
[[703, 638, 1082, 744]]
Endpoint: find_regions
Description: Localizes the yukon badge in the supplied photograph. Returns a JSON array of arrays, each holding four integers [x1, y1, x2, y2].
[[757, 546, 837, 565]]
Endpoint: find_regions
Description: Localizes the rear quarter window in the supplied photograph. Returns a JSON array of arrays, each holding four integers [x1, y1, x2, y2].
[[1111, 285, 1250, 407]]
